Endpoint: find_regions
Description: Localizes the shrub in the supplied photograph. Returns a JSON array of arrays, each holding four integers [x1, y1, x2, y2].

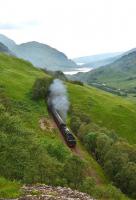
[[116, 162, 136, 198], [70, 116, 81, 134], [62, 155, 86, 188], [83, 132, 97, 153], [32, 77, 53, 100]]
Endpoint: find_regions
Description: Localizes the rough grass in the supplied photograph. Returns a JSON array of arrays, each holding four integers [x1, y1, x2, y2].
[[0, 177, 21, 198], [67, 83, 136, 144], [0, 53, 133, 199], [0, 53, 107, 193]]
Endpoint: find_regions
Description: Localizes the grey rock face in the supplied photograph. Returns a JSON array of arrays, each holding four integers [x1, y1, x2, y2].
[[1, 185, 94, 200]]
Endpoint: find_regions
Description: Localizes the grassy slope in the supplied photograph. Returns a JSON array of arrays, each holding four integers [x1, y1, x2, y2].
[[0, 177, 21, 198], [0, 53, 133, 199], [74, 51, 136, 90], [0, 53, 108, 193], [67, 83, 136, 144]]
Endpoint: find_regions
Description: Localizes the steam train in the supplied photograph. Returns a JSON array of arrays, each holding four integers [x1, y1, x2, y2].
[[48, 102, 76, 148]]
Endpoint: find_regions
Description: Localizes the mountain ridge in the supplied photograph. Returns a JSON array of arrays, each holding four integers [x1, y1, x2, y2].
[[0, 34, 77, 70], [71, 50, 136, 92], [0, 42, 13, 55]]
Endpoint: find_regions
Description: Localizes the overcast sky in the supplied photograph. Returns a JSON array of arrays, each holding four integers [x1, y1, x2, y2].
[[0, 0, 136, 58]]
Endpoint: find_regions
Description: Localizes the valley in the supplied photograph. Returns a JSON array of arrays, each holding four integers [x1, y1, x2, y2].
[[0, 52, 134, 199], [1, 0, 136, 199], [71, 50, 136, 99], [0, 52, 135, 199]]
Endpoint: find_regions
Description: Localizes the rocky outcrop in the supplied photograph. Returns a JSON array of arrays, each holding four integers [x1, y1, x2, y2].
[[2, 185, 94, 200], [22, 185, 94, 200]]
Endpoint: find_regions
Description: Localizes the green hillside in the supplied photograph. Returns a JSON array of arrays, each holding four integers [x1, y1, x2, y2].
[[72, 51, 136, 94], [0, 53, 134, 199], [67, 83, 136, 144]]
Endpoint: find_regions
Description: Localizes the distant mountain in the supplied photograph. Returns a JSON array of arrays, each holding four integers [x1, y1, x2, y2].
[[0, 34, 77, 70], [0, 34, 16, 49], [0, 42, 13, 55], [71, 50, 136, 91], [73, 52, 123, 66], [13, 41, 77, 70], [81, 55, 122, 68]]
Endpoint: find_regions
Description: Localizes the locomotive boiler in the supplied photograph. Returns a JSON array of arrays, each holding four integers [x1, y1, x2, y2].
[[48, 102, 76, 148]]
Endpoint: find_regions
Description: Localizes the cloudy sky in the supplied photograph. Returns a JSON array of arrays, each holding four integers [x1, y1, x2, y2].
[[0, 0, 136, 58]]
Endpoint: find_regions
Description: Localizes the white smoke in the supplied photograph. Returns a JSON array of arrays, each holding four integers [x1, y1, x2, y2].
[[48, 79, 70, 121]]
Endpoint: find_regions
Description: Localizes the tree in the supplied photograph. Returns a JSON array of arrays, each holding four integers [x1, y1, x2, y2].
[[96, 133, 113, 165], [80, 177, 96, 194], [104, 148, 128, 181], [62, 155, 85, 188], [70, 116, 81, 134], [116, 162, 136, 198], [32, 77, 53, 100], [83, 132, 97, 153]]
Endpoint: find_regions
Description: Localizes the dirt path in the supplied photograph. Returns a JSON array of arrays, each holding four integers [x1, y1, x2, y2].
[[39, 117, 56, 131]]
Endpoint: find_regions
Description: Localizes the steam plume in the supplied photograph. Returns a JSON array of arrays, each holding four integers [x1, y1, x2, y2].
[[48, 79, 70, 121]]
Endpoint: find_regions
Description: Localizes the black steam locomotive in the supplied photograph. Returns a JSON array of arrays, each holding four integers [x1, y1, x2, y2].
[[48, 103, 76, 148]]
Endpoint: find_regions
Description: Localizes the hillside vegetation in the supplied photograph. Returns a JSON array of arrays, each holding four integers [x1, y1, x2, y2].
[[72, 51, 136, 95], [0, 53, 134, 199], [67, 83, 136, 144], [73, 52, 122, 68]]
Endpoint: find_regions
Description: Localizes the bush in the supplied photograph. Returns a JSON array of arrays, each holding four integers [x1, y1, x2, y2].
[[70, 116, 81, 134], [80, 177, 127, 200], [32, 77, 53, 100], [62, 155, 86, 188], [69, 80, 84, 86], [83, 132, 97, 153], [93, 184, 127, 200], [116, 162, 136, 198], [79, 122, 136, 198], [80, 177, 96, 194]]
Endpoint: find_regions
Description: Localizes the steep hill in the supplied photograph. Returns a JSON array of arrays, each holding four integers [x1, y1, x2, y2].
[[0, 53, 134, 199], [0, 34, 16, 49], [68, 83, 136, 144], [0, 34, 77, 70], [71, 51, 136, 91], [0, 42, 13, 55], [12, 41, 77, 70]]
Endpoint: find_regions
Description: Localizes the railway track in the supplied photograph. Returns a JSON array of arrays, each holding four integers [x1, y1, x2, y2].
[[46, 112, 103, 184], [47, 110, 82, 157]]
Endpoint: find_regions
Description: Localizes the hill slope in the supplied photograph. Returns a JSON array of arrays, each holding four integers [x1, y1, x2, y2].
[[72, 51, 136, 92], [13, 41, 76, 70], [67, 83, 136, 144], [81, 55, 122, 68], [0, 53, 134, 199], [0, 34, 16, 49], [0, 53, 112, 199], [0, 42, 13, 55], [73, 52, 122, 68], [0, 34, 77, 70]]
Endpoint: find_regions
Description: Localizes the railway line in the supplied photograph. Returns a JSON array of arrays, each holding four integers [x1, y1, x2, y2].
[[46, 109, 103, 184]]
